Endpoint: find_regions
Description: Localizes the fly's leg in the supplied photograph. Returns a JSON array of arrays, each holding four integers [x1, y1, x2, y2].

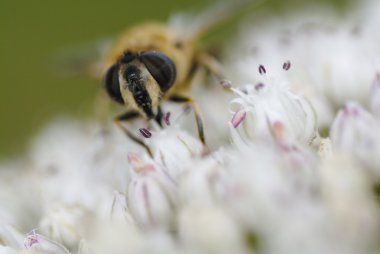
[[169, 95, 206, 145], [114, 111, 153, 157], [196, 52, 236, 93], [197, 52, 225, 81]]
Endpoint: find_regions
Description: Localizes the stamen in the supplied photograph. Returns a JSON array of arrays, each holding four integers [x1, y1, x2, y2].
[[255, 82, 264, 91], [164, 112, 171, 126], [283, 60, 291, 71], [24, 230, 40, 248], [272, 121, 285, 140], [220, 80, 232, 89], [139, 128, 152, 138], [342, 105, 359, 117], [258, 65, 266, 75], [231, 109, 246, 128], [127, 153, 142, 165], [127, 153, 155, 174]]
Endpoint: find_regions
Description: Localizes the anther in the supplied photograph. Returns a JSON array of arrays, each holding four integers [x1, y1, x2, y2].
[[255, 82, 264, 91], [283, 61, 291, 71], [139, 128, 152, 138], [258, 65, 266, 75], [231, 109, 246, 128], [164, 112, 171, 126], [220, 80, 232, 89]]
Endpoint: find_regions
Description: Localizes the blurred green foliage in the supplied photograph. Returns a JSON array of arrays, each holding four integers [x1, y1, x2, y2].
[[0, 0, 349, 159]]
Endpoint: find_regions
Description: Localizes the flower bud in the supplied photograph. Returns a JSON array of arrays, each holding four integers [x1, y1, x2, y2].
[[38, 205, 94, 250], [147, 127, 204, 180], [229, 81, 317, 146], [330, 102, 380, 177], [179, 157, 227, 206], [109, 191, 135, 228], [127, 153, 178, 230]]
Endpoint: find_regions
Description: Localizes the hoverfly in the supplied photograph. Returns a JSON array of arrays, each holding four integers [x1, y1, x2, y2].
[[102, 0, 253, 156]]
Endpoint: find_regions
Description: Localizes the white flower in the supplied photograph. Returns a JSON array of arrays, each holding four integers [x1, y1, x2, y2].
[[222, 140, 344, 254], [226, 2, 380, 129], [23, 230, 70, 254], [38, 204, 95, 250], [318, 154, 380, 253], [147, 126, 205, 180], [178, 205, 246, 254], [0, 225, 25, 249], [126, 153, 178, 230], [330, 102, 380, 177], [0, 226, 70, 254], [228, 79, 318, 145], [178, 156, 228, 207], [225, 140, 318, 224], [82, 221, 177, 254], [108, 191, 136, 228], [29, 120, 125, 210]]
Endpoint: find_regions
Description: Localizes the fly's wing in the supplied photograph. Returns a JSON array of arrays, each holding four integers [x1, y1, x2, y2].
[[168, 0, 262, 42], [52, 37, 113, 79]]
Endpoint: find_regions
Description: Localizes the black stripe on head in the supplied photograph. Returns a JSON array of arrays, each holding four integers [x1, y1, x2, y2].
[[139, 52, 176, 93], [104, 64, 124, 104], [124, 65, 154, 119]]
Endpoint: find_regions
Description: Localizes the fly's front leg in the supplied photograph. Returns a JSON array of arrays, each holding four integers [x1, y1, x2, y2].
[[169, 95, 206, 145], [114, 111, 153, 157], [196, 52, 235, 92], [197, 52, 225, 81]]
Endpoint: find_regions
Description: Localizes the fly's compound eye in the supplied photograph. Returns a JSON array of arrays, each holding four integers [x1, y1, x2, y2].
[[104, 64, 124, 104], [139, 52, 176, 92]]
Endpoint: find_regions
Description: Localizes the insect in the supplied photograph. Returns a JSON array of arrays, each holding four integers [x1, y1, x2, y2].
[[103, 0, 253, 156]]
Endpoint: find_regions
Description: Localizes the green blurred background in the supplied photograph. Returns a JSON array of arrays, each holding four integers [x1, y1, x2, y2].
[[0, 0, 349, 159]]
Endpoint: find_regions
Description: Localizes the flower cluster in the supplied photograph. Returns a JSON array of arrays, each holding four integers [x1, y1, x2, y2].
[[2, 1, 380, 254]]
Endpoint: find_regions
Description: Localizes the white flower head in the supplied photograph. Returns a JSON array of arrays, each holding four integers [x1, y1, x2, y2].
[[28, 120, 126, 211], [126, 153, 178, 230], [224, 138, 319, 232], [228, 73, 318, 146], [330, 101, 380, 177], [226, 2, 380, 129], [178, 156, 228, 207], [144, 124, 205, 180]]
